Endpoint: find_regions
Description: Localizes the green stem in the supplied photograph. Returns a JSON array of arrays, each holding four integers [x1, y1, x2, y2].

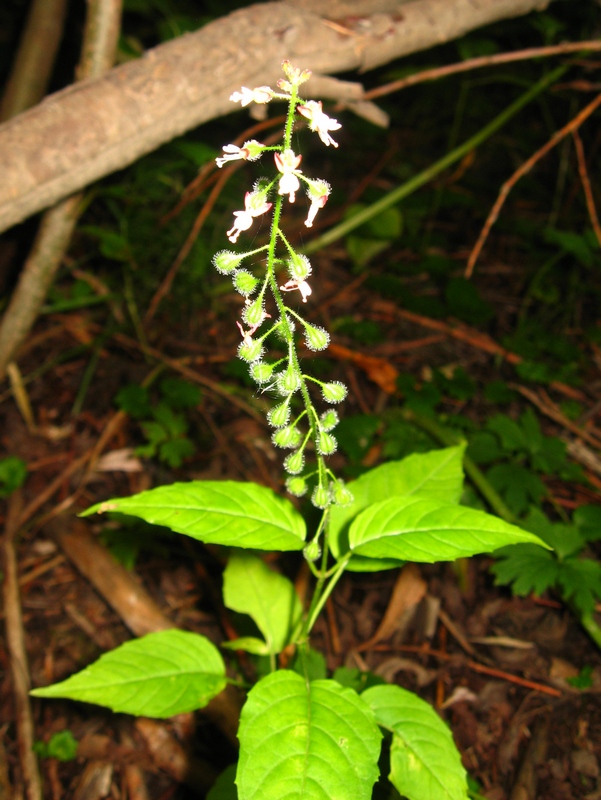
[[301, 554, 351, 639], [303, 64, 568, 255]]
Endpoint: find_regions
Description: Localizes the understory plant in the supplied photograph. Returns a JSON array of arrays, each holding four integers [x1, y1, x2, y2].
[[32, 63, 548, 800]]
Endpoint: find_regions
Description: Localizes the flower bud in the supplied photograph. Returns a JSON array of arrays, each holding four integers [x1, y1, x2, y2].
[[287, 252, 312, 282], [250, 362, 274, 384], [243, 298, 266, 327], [277, 365, 301, 394], [213, 250, 244, 273], [322, 381, 348, 403], [332, 480, 354, 507], [317, 431, 337, 456], [233, 269, 259, 296], [320, 409, 339, 432], [311, 483, 331, 509], [304, 324, 329, 352], [272, 425, 302, 449], [303, 538, 321, 562], [238, 339, 263, 363], [286, 476, 308, 497], [284, 450, 305, 475], [267, 401, 290, 428]]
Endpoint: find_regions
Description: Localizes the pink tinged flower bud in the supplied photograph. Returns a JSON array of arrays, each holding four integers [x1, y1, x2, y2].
[[297, 100, 341, 147], [226, 191, 272, 243], [280, 278, 312, 303], [286, 476, 308, 497], [322, 381, 347, 403], [274, 150, 303, 203], [215, 139, 264, 168], [230, 86, 273, 106], [304, 181, 331, 228]]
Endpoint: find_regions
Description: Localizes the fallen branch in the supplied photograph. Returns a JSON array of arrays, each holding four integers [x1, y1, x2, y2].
[[0, 0, 555, 234]]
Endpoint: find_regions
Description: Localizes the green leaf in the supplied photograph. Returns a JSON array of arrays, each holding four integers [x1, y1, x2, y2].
[[362, 684, 468, 800], [223, 552, 303, 655], [221, 637, 270, 656], [33, 730, 78, 761], [208, 765, 238, 800], [486, 464, 545, 516], [82, 481, 306, 551], [115, 384, 152, 418], [236, 672, 382, 800], [31, 630, 226, 718], [574, 505, 601, 542], [0, 456, 28, 498], [329, 446, 465, 570], [557, 557, 601, 616], [159, 377, 201, 408], [491, 544, 559, 596], [158, 437, 195, 468], [349, 496, 548, 563]]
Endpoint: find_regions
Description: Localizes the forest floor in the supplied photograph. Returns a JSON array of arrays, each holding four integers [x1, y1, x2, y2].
[[2, 15, 601, 799]]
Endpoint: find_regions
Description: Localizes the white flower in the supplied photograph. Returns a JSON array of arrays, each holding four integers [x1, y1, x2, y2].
[[215, 140, 264, 168], [297, 101, 341, 147], [226, 191, 272, 243], [274, 149, 303, 203], [304, 180, 331, 228], [230, 86, 273, 107], [280, 278, 312, 303]]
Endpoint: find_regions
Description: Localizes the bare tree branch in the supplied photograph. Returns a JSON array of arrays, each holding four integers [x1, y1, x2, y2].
[[0, 0, 554, 234]]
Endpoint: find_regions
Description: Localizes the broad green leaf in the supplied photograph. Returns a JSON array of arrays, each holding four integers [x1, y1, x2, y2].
[[362, 684, 468, 800], [31, 630, 226, 718], [558, 557, 601, 616], [82, 481, 306, 551], [349, 496, 548, 563], [236, 671, 381, 800], [329, 446, 465, 570], [223, 552, 303, 655]]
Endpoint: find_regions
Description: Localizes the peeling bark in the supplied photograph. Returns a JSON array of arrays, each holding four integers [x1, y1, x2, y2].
[[0, 0, 554, 233]]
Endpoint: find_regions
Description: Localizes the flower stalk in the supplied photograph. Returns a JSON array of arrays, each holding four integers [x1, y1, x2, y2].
[[213, 61, 350, 509]]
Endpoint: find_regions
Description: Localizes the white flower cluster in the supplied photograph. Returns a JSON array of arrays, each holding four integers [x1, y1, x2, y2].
[[212, 61, 350, 507]]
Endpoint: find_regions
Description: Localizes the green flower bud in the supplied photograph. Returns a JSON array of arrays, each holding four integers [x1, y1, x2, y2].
[[233, 269, 260, 296], [286, 476, 308, 497], [332, 480, 354, 507], [322, 381, 347, 404], [277, 365, 301, 394], [284, 450, 305, 475], [303, 538, 321, 562], [304, 323, 329, 352], [320, 409, 339, 432], [238, 339, 263, 363], [287, 252, 312, 282], [272, 425, 301, 449], [317, 431, 337, 456], [267, 401, 290, 428], [311, 483, 331, 509], [250, 362, 274, 384], [213, 250, 244, 273]]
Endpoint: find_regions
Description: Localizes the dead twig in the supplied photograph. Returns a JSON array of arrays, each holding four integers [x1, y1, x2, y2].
[[572, 127, 601, 249], [465, 92, 601, 278], [363, 40, 601, 102], [2, 491, 43, 800]]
